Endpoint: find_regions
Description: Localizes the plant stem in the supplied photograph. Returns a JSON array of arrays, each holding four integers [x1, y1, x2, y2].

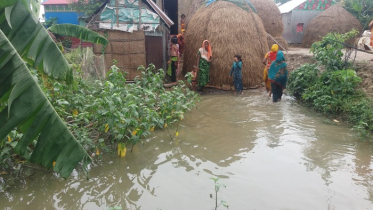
[[215, 189, 218, 210]]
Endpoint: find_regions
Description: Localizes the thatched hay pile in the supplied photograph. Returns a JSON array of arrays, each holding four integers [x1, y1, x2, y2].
[[185, 0, 205, 29], [183, 1, 268, 87], [250, 0, 284, 37], [267, 36, 288, 50], [302, 4, 362, 47]]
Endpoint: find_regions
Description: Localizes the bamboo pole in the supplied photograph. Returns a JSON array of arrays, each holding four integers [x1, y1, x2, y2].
[[139, 0, 142, 30], [267, 33, 288, 53], [116, 0, 119, 28]]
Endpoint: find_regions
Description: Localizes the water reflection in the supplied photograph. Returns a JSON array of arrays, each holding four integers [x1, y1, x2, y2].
[[1, 91, 373, 210]]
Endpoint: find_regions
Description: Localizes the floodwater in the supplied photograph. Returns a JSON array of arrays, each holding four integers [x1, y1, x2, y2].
[[1, 91, 373, 210]]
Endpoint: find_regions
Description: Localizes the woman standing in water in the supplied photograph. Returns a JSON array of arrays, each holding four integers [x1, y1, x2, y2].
[[230, 55, 243, 94], [197, 40, 212, 89], [263, 44, 279, 96], [268, 51, 288, 102]]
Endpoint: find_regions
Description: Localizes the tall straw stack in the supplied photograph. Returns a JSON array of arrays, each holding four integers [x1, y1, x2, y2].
[[185, 0, 205, 29], [302, 4, 362, 47], [183, 1, 268, 88], [250, 0, 284, 37]]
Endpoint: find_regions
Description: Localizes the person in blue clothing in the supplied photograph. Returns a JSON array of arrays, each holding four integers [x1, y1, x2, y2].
[[268, 51, 288, 102], [230, 54, 243, 95]]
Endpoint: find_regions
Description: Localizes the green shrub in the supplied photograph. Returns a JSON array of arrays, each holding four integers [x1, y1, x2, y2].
[[288, 29, 373, 140], [310, 30, 358, 71], [287, 64, 319, 98]]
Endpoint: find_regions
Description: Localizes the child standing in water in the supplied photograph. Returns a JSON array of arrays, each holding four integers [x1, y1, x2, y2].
[[230, 55, 243, 95]]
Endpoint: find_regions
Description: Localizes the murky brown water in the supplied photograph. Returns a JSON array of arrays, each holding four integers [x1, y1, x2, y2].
[[1, 91, 373, 210]]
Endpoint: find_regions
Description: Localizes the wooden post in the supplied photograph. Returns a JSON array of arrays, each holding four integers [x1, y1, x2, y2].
[[115, 0, 119, 27]]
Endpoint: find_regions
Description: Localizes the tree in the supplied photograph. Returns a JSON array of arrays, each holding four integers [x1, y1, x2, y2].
[[337, 0, 373, 30], [69, 0, 107, 17], [0, 0, 107, 178]]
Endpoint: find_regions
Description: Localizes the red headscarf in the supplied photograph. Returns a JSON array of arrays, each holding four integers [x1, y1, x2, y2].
[[202, 40, 212, 59]]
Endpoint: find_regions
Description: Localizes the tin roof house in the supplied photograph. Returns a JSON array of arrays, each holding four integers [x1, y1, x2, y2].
[[280, 0, 335, 44], [88, 0, 174, 80], [42, 0, 82, 25]]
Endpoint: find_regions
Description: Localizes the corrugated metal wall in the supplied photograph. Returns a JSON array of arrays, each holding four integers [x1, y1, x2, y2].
[[282, 12, 292, 43], [45, 12, 79, 25], [282, 10, 321, 44]]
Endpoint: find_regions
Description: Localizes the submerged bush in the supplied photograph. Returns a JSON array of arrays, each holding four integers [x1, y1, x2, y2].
[[287, 64, 319, 98], [288, 30, 373, 140], [1, 63, 199, 173]]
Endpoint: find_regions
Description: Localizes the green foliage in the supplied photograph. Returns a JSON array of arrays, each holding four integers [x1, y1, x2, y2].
[[0, 30, 91, 178], [43, 17, 58, 28], [288, 30, 373, 140], [43, 62, 199, 155], [48, 24, 109, 47], [210, 177, 229, 210], [69, 0, 107, 17], [0, 0, 105, 177], [310, 30, 358, 71], [287, 64, 319, 98], [339, 0, 373, 29], [302, 70, 362, 113], [62, 38, 72, 48], [0, 2, 73, 82]]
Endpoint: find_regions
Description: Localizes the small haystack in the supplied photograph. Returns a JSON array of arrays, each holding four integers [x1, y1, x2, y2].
[[267, 36, 289, 50], [250, 0, 284, 37], [185, 0, 205, 28], [183, 1, 268, 87], [302, 4, 362, 47]]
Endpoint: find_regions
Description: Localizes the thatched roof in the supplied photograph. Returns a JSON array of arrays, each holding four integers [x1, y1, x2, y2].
[[302, 4, 362, 47], [183, 1, 268, 87], [250, 0, 284, 37]]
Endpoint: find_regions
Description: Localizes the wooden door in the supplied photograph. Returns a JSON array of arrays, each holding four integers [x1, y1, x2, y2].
[[145, 36, 164, 70]]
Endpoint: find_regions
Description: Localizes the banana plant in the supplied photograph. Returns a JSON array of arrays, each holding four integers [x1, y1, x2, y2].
[[49, 24, 109, 47], [0, 0, 107, 178]]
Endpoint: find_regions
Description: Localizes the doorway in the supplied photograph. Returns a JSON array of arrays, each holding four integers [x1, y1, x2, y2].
[[163, 0, 178, 35]]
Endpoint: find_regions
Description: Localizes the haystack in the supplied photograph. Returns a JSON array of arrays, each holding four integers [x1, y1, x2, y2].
[[250, 0, 284, 37], [183, 1, 268, 87], [267, 36, 288, 50], [302, 4, 362, 47], [185, 0, 205, 28]]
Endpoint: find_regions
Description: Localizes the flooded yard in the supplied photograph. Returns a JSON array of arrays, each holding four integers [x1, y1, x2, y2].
[[1, 91, 373, 210]]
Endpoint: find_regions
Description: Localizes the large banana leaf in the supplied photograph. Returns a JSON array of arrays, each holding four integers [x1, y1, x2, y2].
[[0, 1, 73, 82], [49, 24, 109, 47], [0, 30, 91, 178]]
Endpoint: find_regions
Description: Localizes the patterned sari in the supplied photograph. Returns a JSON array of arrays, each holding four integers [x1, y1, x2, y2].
[[198, 40, 212, 87]]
